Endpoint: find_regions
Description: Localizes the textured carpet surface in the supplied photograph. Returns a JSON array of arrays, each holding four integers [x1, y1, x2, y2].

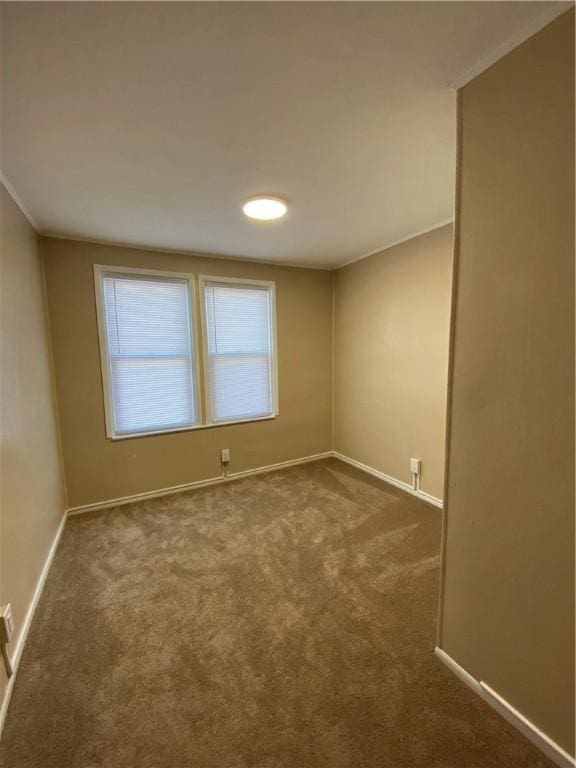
[[0, 458, 554, 767]]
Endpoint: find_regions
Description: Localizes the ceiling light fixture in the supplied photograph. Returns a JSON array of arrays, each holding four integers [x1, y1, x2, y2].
[[243, 196, 287, 221]]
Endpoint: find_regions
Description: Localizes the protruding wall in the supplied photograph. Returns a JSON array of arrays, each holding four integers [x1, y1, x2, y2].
[[440, 10, 575, 755]]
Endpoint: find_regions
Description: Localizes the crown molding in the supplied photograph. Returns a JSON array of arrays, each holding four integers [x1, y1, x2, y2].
[[337, 219, 454, 270], [0, 171, 39, 231], [448, 2, 573, 91], [40, 232, 333, 271]]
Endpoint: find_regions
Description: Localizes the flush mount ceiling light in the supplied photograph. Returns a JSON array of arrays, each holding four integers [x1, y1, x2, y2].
[[243, 196, 287, 221]]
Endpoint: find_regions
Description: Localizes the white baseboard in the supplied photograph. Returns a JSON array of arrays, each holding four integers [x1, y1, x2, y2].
[[0, 512, 67, 739], [67, 451, 443, 516], [434, 646, 482, 694], [434, 647, 575, 768], [66, 452, 334, 516], [228, 452, 332, 482], [332, 452, 443, 508]]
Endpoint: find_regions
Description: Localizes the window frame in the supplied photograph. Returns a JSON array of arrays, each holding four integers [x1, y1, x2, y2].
[[198, 275, 279, 427], [94, 266, 279, 440], [94, 264, 202, 440]]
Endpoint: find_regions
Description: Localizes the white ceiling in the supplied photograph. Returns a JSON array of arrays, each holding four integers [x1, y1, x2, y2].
[[0, 2, 570, 268]]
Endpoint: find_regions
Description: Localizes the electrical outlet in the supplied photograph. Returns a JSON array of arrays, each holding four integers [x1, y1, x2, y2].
[[0, 604, 14, 644], [221, 448, 230, 464], [409, 458, 421, 476]]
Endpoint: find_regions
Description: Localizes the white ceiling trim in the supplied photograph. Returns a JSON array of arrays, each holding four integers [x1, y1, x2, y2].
[[41, 221, 458, 273], [40, 232, 333, 272], [0, 170, 39, 231], [448, 2, 572, 90], [338, 218, 455, 270]]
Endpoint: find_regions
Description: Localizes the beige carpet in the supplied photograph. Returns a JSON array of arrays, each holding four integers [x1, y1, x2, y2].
[[0, 458, 554, 767]]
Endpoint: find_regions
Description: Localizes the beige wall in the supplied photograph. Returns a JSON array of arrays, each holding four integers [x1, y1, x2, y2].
[[440, 10, 574, 755], [0, 184, 66, 702], [42, 237, 333, 508], [334, 224, 453, 500]]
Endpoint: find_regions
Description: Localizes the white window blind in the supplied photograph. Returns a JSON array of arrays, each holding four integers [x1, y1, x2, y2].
[[99, 270, 197, 437], [202, 280, 276, 424]]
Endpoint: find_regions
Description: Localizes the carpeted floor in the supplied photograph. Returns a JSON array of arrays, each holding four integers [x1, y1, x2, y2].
[[0, 458, 554, 768]]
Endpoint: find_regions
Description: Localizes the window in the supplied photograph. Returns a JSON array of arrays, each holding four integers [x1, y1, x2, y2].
[[94, 267, 278, 439], [201, 277, 277, 424], [95, 266, 198, 438]]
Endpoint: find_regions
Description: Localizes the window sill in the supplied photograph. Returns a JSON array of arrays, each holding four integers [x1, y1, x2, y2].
[[108, 414, 278, 441]]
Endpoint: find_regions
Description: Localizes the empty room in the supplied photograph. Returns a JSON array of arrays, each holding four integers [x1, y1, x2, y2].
[[0, 2, 574, 767]]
